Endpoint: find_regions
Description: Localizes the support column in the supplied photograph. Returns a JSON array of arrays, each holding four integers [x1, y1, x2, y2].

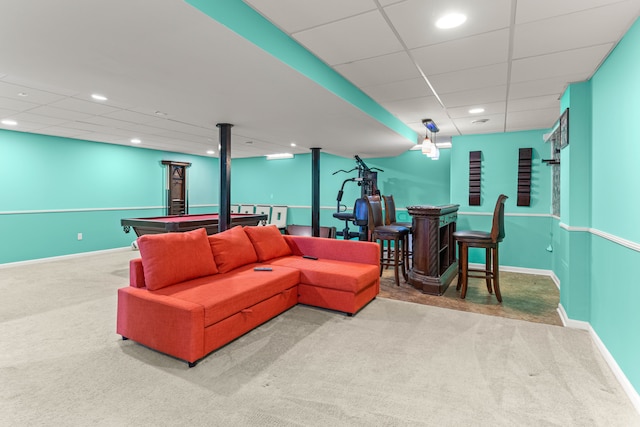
[[217, 123, 233, 233], [311, 147, 321, 237]]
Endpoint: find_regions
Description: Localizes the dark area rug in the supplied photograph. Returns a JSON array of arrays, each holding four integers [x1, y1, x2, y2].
[[378, 268, 562, 326]]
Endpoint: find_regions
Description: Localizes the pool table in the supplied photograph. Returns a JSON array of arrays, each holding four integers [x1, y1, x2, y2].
[[121, 213, 268, 236]]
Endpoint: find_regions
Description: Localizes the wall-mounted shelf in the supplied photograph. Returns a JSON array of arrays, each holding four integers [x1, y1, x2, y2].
[[517, 148, 532, 206], [469, 151, 481, 206]]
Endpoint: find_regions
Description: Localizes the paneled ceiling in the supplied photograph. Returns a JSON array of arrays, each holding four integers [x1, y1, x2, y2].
[[1, 0, 638, 158]]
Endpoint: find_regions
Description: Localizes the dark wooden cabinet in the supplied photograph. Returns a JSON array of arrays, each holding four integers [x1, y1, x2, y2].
[[407, 204, 459, 295], [162, 160, 191, 215]]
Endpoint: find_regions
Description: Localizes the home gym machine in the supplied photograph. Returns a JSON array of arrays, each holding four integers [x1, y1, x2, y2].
[[332, 155, 383, 240]]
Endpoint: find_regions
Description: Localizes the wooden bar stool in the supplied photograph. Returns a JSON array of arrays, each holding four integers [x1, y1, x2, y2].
[[452, 194, 508, 302], [365, 196, 410, 286], [382, 194, 412, 268]]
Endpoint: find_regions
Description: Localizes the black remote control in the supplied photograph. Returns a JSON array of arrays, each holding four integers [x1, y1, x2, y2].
[[254, 267, 272, 271], [302, 255, 318, 260]]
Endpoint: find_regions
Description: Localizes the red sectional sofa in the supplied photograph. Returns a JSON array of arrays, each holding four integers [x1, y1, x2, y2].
[[117, 225, 380, 367]]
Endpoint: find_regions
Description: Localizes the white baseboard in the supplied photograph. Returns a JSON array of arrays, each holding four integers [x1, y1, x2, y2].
[[468, 262, 552, 277], [468, 262, 561, 290], [559, 303, 640, 414], [0, 246, 132, 269], [557, 303, 590, 330]]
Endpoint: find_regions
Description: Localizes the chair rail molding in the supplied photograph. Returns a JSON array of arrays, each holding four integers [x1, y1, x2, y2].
[[559, 223, 640, 252]]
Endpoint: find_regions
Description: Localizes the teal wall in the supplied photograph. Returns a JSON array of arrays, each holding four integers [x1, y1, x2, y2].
[[230, 149, 451, 228], [556, 82, 593, 322], [552, 17, 640, 394], [586, 17, 640, 393], [0, 130, 218, 263], [450, 130, 553, 269], [1, 129, 449, 263]]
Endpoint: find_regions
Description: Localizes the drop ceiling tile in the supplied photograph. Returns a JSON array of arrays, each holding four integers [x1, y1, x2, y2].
[[144, 119, 215, 138], [293, 10, 404, 65], [448, 101, 506, 119], [507, 95, 559, 113], [412, 29, 509, 75], [245, 0, 375, 33], [508, 75, 583, 100], [35, 126, 90, 138], [104, 122, 165, 135], [49, 97, 120, 115], [382, 95, 446, 123], [429, 63, 508, 94], [334, 51, 421, 87], [10, 112, 68, 126], [0, 81, 66, 104], [152, 129, 207, 143], [0, 108, 16, 117], [454, 112, 506, 134], [80, 133, 127, 144], [103, 109, 160, 124], [363, 78, 433, 103], [0, 95, 39, 112], [511, 44, 613, 82], [60, 122, 116, 134], [27, 105, 93, 121], [506, 107, 559, 131], [1, 75, 80, 97], [515, 0, 638, 24], [81, 115, 139, 129], [514, 3, 639, 59], [439, 85, 507, 108], [80, 124, 137, 138], [384, 0, 512, 49]]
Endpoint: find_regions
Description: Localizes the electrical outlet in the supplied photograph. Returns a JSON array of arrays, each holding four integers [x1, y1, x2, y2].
[[77, 233, 83, 241]]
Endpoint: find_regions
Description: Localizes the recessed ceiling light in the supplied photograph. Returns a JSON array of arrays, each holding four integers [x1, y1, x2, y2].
[[469, 108, 485, 114], [206, 150, 215, 155], [436, 12, 467, 29], [17, 92, 28, 97], [154, 110, 167, 116], [290, 143, 296, 147], [472, 118, 490, 124], [91, 93, 108, 101], [1, 119, 17, 126], [130, 138, 141, 144]]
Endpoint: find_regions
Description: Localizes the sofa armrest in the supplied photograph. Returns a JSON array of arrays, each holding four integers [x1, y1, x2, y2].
[[283, 235, 380, 266], [129, 258, 146, 288], [117, 287, 205, 363]]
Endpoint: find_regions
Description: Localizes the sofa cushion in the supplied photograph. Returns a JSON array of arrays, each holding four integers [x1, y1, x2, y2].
[[152, 264, 300, 326], [137, 228, 218, 291], [267, 256, 379, 293], [244, 225, 292, 261], [208, 226, 258, 273]]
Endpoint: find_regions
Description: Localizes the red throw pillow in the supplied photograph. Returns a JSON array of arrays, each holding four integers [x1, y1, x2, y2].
[[244, 225, 292, 261], [137, 228, 218, 291], [208, 226, 258, 273]]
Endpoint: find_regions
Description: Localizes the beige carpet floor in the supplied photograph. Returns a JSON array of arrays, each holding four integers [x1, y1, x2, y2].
[[1, 249, 638, 426]]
